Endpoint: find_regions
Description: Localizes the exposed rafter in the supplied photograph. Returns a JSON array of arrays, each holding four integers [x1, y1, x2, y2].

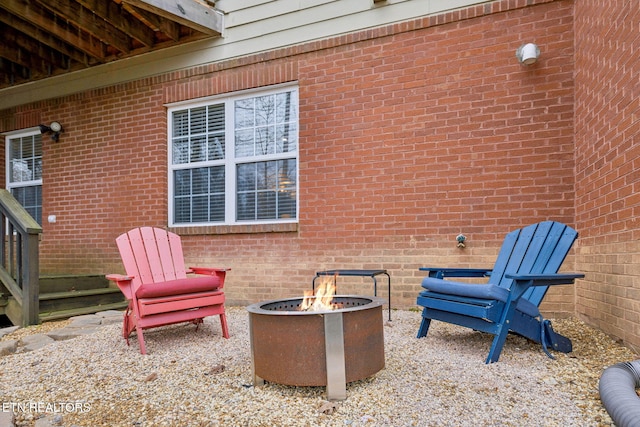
[[122, 0, 223, 36], [0, 0, 223, 89]]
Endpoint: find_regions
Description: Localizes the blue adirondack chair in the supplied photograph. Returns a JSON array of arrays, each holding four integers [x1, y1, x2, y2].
[[416, 221, 584, 363]]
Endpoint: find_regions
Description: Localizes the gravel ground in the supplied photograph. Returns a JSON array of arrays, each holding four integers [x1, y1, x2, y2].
[[0, 307, 637, 427]]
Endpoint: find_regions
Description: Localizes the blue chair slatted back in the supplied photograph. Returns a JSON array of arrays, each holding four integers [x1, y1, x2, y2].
[[487, 221, 578, 307]]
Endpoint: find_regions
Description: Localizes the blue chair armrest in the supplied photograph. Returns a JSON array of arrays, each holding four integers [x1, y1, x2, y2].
[[419, 267, 492, 279], [505, 273, 584, 286], [506, 273, 584, 301]]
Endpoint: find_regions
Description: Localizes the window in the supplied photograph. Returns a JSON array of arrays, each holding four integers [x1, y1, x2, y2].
[[5, 129, 43, 225], [168, 85, 298, 226]]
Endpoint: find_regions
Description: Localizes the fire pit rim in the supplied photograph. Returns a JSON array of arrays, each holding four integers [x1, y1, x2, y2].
[[246, 295, 385, 316]]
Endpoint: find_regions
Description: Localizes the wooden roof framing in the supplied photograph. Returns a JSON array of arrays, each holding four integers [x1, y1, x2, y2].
[[0, 0, 223, 89]]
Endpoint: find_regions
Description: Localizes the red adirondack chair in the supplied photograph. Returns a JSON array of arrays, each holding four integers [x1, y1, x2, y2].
[[106, 227, 230, 354]]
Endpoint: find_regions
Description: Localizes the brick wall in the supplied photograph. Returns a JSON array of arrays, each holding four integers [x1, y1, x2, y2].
[[0, 0, 577, 314], [574, 1, 640, 352]]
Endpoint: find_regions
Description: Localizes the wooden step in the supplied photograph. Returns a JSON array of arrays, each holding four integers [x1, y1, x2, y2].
[[39, 275, 111, 293], [2, 275, 126, 326], [38, 287, 126, 313], [39, 301, 128, 323]]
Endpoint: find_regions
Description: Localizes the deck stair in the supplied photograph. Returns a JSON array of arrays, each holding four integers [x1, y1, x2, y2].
[[2, 275, 127, 324]]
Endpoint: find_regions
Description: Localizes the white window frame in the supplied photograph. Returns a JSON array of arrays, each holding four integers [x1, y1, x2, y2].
[[167, 83, 299, 227], [4, 127, 43, 225]]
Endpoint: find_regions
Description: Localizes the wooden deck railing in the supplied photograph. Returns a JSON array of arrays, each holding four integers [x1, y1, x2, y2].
[[0, 189, 42, 326]]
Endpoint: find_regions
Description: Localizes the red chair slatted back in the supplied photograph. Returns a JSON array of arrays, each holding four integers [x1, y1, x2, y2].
[[115, 227, 188, 294]]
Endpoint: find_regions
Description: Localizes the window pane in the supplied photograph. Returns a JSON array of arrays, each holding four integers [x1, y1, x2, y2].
[[173, 110, 189, 137], [173, 167, 225, 223], [211, 168, 225, 193], [174, 169, 191, 196], [255, 95, 275, 126], [236, 160, 296, 221], [255, 125, 275, 156], [257, 191, 276, 219], [208, 135, 225, 161], [191, 135, 207, 163], [11, 186, 42, 225], [276, 123, 297, 154], [235, 129, 254, 157], [34, 158, 43, 180], [192, 195, 209, 222], [256, 161, 276, 190], [174, 197, 190, 223], [235, 98, 254, 128], [11, 160, 31, 182], [208, 104, 225, 131], [235, 91, 298, 159], [237, 192, 256, 221], [236, 163, 255, 192], [10, 135, 42, 183], [207, 104, 225, 161], [10, 139, 21, 161], [190, 107, 207, 135], [172, 104, 225, 165], [22, 138, 34, 158], [278, 159, 297, 219], [172, 138, 189, 165], [276, 92, 298, 153], [276, 91, 298, 123]]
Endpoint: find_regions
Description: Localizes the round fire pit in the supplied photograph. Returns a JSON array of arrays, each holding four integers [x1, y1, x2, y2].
[[247, 295, 386, 400]]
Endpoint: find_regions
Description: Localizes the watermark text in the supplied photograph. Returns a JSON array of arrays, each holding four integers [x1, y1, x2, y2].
[[2, 401, 91, 414]]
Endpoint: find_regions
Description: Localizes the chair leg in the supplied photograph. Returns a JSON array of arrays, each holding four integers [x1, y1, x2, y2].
[[193, 318, 204, 331], [220, 312, 230, 339], [485, 324, 510, 364], [417, 310, 432, 338], [543, 319, 572, 353], [122, 311, 129, 341], [136, 326, 147, 355], [122, 305, 135, 346]]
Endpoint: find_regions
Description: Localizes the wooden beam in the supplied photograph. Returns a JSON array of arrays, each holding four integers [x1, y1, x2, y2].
[[0, 58, 30, 85], [75, 0, 157, 48], [123, 0, 223, 36], [0, 0, 107, 61], [36, 0, 133, 54], [0, 13, 94, 67], [0, 25, 67, 74], [124, 3, 181, 42]]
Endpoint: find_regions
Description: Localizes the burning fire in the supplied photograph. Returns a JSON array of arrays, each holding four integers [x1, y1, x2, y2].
[[300, 277, 338, 311]]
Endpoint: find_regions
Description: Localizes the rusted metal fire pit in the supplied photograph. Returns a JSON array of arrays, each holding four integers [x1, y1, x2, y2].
[[246, 295, 385, 400]]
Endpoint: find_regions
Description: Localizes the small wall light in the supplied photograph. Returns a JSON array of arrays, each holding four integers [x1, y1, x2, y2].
[[39, 121, 63, 142], [516, 43, 540, 65]]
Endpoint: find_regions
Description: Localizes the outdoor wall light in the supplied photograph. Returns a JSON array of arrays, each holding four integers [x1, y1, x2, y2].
[[516, 43, 540, 65], [39, 121, 63, 142]]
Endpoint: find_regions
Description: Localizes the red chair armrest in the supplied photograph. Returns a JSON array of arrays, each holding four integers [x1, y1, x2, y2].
[[106, 274, 135, 300], [106, 273, 133, 282]]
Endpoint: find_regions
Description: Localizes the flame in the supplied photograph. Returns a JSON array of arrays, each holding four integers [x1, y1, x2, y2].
[[300, 277, 338, 311]]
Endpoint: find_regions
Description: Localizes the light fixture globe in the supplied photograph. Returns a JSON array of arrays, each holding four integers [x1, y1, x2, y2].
[[516, 43, 540, 65], [39, 121, 63, 142]]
